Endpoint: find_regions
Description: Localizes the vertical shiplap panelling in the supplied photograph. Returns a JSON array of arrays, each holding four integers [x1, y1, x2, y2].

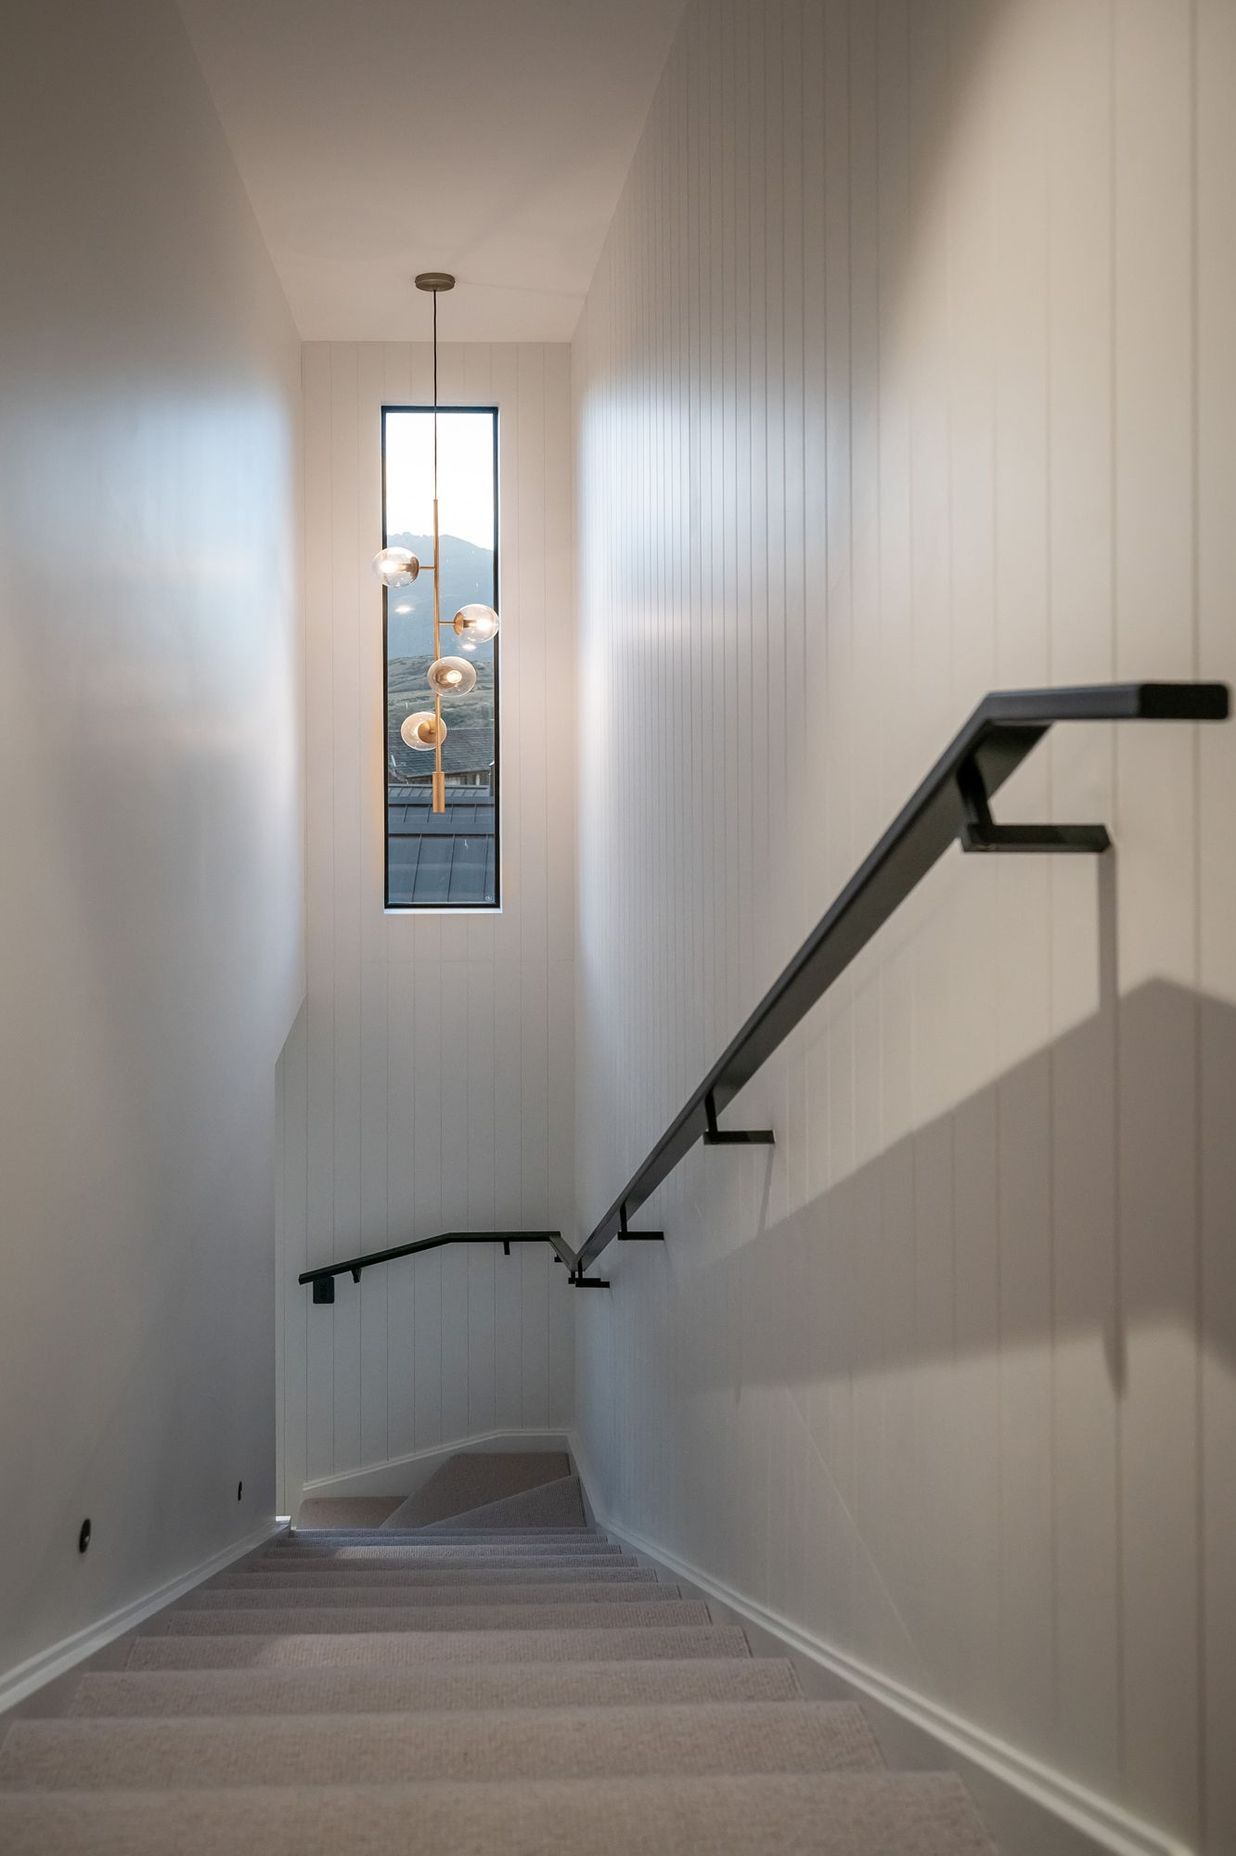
[[1197, 5, 1236, 1852], [515, 342, 551, 1431], [872, 0, 916, 1687], [329, 342, 363, 1477], [988, 0, 1055, 1762], [302, 341, 336, 1485], [279, 340, 576, 1508], [1112, 2, 1201, 1843], [1044, 0, 1121, 1808], [544, 346, 578, 1430], [356, 339, 390, 1471], [778, 0, 809, 1632], [797, 0, 833, 1655], [939, 0, 1002, 1741], [902, 0, 953, 1704], [573, 2, 1235, 1848]]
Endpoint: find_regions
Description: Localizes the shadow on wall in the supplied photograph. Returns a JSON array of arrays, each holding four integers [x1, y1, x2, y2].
[[665, 968, 1232, 1396], [595, 966, 1235, 1841]]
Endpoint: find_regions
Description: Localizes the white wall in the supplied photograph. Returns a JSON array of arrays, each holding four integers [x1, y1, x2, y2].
[[0, 1, 303, 1691], [573, 2, 1236, 1852], [278, 342, 575, 1511]]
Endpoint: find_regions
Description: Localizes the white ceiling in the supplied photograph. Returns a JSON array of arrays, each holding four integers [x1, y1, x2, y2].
[[178, 0, 684, 342]]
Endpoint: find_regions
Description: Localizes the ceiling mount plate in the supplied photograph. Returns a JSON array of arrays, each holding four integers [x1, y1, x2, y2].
[[415, 272, 456, 292]]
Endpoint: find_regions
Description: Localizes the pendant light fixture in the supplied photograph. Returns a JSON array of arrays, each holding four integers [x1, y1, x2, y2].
[[373, 272, 500, 814]]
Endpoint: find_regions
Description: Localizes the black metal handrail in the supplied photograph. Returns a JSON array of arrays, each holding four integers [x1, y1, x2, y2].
[[574, 680, 1228, 1270], [303, 682, 1226, 1299], [298, 1231, 591, 1303]]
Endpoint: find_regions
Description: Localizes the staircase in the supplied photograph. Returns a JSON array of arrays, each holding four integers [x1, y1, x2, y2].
[[0, 1458, 994, 1853]]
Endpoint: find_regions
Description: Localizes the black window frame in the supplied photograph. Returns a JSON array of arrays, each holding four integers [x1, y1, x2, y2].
[[381, 403, 501, 912]]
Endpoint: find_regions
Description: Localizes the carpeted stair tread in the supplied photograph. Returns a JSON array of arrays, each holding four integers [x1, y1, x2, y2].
[[180, 1582, 681, 1610], [126, 1624, 751, 1670], [210, 1565, 657, 1589], [0, 1772, 995, 1854], [0, 1701, 884, 1789], [285, 1528, 594, 1543], [277, 1527, 597, 1542], [265, 1545, 605, 1558], [379, 1454, 572, 1530], [68, 1658, 802, 1718], [418, 1475, 585, 1532], [252, 1559, 634, 1573], [264, 1543, 625, 1563], [141, 1600, 712, 1635]]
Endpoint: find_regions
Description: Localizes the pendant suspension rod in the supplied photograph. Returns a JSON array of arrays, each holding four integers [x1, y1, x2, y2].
[[431, 284, 444, 812], [432, 288, 439, 486]]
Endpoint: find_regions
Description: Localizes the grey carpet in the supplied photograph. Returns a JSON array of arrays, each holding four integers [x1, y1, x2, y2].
[[418, 1474, 586, 1532], [265, 1543, 623, 1562], [257, 1553, 634, 1572], [379, 1453, 571, 1529], [0, 1701, 883, 1788], [180, 1582, 682, 1609], [67, 1658, 804, 1718], [0, 1774, 994, 1854], [273, 1534, 597, 1551], [126, 1623, 754, 1668], [286, 1528, 594, 1542], [293, 1497, 405, 1529], [273, 1528, 610, 1540], [0, 1515, 993, 1852], [140, 1600, 713, 1635], [209, 1564, 657, 1588]]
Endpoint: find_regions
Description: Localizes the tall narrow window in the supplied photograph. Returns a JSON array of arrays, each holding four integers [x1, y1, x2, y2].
[[382, 406, 499, 909]]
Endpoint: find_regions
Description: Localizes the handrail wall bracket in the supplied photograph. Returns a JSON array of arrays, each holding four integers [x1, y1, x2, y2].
[[617, 1205, 666, 1242], [701, 1089, 775, 1148], [956, 751, 1110, 855]]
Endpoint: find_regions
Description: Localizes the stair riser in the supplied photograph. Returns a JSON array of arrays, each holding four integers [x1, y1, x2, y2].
[[0, 1703, 883, 1790], [286, 1532, 597, 1544], [0, 1774, 997, 1856], [126, 1625, 752, 1669], [264, 1547, 626, 1560], [260, 1559, 631, 1572], [142, 1601, 711, 1636], [273, 1528, 603, 1541], [209, 1568, 655, 1588], [269, 1536, 616, 1551], [67, 1660, 801, 1718], [180, 1585, 679, 1610]]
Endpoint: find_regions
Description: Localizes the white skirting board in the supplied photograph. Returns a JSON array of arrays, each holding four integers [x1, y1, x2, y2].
[[293, 1428, 573, 1507], [569, 1435, 1186, 1856], [0, 1519, 284, 1720]]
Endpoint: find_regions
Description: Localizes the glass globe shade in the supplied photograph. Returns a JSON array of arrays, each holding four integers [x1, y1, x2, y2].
[[452, 602, 500, 647], [373, 546, 421, 589], [427, 655, 478, 697], [400, 710, 447, 751]]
